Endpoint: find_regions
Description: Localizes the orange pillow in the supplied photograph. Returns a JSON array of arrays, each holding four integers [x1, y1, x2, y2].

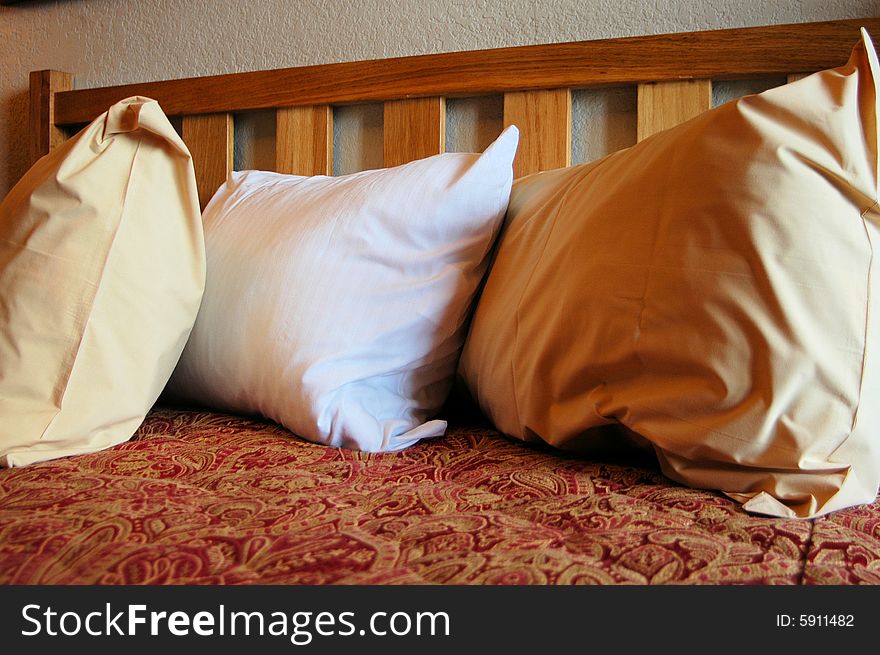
[[459, 30, 880, 518]]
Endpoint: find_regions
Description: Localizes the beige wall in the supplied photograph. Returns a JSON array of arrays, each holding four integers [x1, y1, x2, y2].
[[1, 0, 876, 196]]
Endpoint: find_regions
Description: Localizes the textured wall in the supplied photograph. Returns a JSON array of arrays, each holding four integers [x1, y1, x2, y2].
[[1, 0, 876, 195]]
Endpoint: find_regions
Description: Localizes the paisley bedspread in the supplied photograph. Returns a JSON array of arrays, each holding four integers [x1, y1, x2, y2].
[[1, 408, 878, 585]]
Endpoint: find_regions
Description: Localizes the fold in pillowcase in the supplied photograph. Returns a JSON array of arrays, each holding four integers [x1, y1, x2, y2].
[[460, 31, 880, 519], [168, 126, 518, 451]]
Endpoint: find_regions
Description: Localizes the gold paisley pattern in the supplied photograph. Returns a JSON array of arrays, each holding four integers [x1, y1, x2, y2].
[[1, 408, 878, 585]]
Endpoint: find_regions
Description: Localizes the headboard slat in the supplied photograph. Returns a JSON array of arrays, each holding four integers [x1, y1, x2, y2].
[[181, 113, 234, 210], [276, 105, 333, 176], [503, 89, 572, 178], [383, 97, 446, 168], [637, 80, 713, 142]]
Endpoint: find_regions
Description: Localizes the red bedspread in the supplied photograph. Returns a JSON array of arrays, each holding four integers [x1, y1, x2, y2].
[[1, 408, 878, 584]]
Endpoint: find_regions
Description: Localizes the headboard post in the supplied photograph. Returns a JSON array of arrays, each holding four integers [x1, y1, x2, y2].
[[276, 105, 333, 176], [29, 69, 73, 166], [181, 113, 234, 211], [637, 80, 713, 142], [503, 89, 572, 178], [383, 97, 446, 168]]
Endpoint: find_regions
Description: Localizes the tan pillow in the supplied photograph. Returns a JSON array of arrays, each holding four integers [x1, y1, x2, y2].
[[459, 30, 880, 519], [0, 97, 204, 466]]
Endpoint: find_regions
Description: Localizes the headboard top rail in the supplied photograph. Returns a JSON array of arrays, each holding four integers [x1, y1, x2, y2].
[[51, 17, 879, 126]]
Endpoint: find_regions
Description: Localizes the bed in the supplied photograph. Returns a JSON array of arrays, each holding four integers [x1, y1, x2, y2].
[[3, 17, 880, 586]]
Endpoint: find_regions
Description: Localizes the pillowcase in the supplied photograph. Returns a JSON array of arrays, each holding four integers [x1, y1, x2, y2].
[[166, 126, 518, 451], [459, 31, 880, 519], [0, 97, 205, 466]]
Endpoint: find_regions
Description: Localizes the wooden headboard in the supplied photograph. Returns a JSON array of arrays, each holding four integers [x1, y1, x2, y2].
[[30, 17, 879, 208]]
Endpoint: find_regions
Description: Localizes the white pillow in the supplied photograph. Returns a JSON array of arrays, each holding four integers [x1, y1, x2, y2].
[[167, 126, 518, 451]]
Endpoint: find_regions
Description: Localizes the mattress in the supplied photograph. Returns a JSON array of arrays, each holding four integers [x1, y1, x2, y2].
[[1, 407, 878, 585]]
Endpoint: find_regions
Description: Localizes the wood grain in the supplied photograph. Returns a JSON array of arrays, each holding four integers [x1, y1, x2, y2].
[[787, 73, 809, 83], [637, 80, 712, 141], [383, 97, 446, 167], [52, 19, 879, 126], [503, 89, 571, 177], [181, 113, 233, 210], [29, 70, 73, 165], [276, 105, 333, 175]]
